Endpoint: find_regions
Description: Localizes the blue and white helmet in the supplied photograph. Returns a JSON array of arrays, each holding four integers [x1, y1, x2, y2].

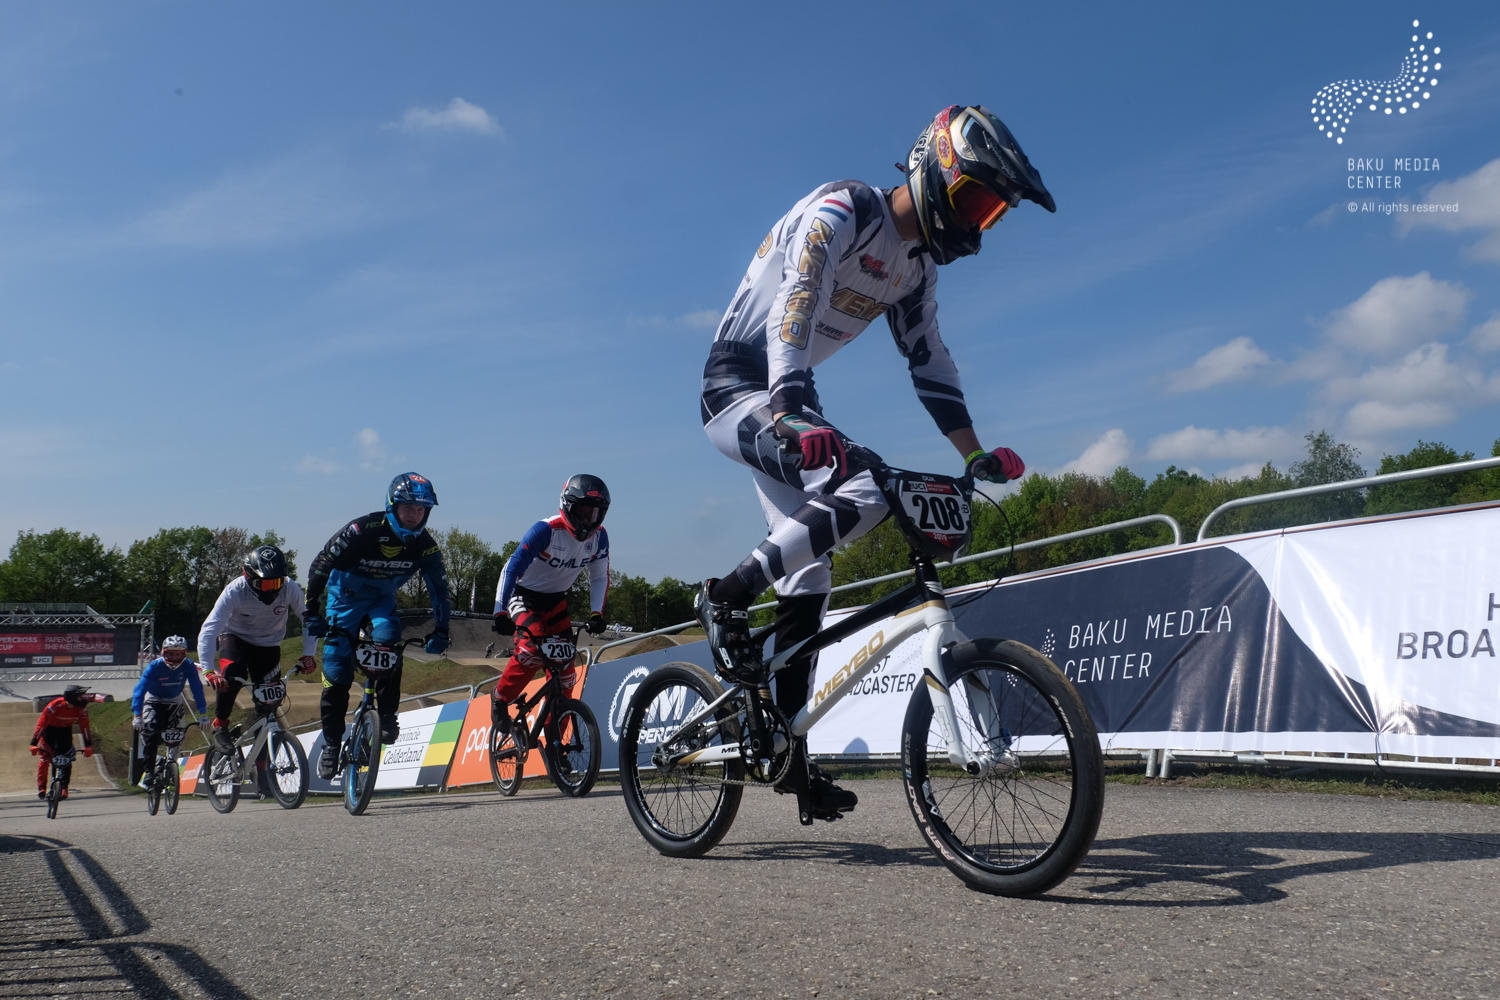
[[386, 472, 438, 540]]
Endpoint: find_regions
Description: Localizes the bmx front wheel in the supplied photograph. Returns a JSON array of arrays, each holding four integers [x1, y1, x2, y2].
[[902, 638, 1104, 897]]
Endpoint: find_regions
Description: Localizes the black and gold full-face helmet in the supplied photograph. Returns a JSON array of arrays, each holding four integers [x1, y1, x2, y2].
[[905, 105, 1056, 264]]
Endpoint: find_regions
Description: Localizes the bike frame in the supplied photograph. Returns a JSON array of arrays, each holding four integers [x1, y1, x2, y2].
[[221, 681, 290, 781], [667, 558, 990, 775]]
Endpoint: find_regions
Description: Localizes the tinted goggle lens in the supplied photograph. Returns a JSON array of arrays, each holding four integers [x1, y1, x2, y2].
[[252, 576, 283, 592], [573, 504, 603, 527], [163, 649, 186, 662], [947, 174, 1010, 230]]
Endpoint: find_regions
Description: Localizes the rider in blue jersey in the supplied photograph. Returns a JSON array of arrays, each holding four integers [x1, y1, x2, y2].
[[130, 634, 209, 788], [305, 472, 452, 780]]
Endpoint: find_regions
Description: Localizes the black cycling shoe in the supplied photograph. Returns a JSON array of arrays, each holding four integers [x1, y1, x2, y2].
[[807, 763, 858, 818], [210, 724, 234, 753], [317, 745, 338, 780], [695, 579, 762, 683], [379, 717, 400, 745], [490, 697, 511, 735]]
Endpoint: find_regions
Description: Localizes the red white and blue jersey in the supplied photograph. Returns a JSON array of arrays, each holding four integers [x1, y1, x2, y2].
[[495, 516, 609, 613], [705, 180, 972, 434]]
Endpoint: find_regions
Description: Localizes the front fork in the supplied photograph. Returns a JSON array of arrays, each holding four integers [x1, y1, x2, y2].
[[920, 623, 1016, 776]]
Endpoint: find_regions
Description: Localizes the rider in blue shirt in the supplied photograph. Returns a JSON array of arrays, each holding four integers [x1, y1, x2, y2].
[[130, 635, 209, 788]]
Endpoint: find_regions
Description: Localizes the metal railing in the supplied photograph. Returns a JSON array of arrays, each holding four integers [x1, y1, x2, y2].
[[1197, 455, 1500, 541]]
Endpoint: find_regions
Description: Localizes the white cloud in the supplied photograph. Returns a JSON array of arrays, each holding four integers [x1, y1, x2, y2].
[[388, 98, 500, 135], [1400, 157, 1500, 263], [1217, 461, 1268, 481], [1470, 313, 1500, 353], [1325, 342, 1478, 406], [1343, 399, 1455, 438], [1321, 272, 1470, 356], [1163, 336, 1271, 393], [356, 428, 386, 471], [1060, 429, 1131, 477], [1145, 425, 1301, 463], [129, 150, 371, 249], [299, 455, 339, 475]]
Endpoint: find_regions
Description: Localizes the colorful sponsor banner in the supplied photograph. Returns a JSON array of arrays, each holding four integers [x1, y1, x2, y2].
[[578, 504, 1500, 765], [179, 752, 206, 795], [299, 700, 468, 796], [444, 683, 551, 789], [0, 628, 140, 668]]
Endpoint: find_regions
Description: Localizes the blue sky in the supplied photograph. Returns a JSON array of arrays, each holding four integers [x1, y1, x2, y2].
[[3, 2, 1498, 598]]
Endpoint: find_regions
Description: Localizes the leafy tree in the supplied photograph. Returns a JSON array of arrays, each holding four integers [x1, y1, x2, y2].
[[1365, 440, 1480, 515], [0, 529, 124, 605], [1284, 430, 1366, 523], [119, 527, 220, 641]]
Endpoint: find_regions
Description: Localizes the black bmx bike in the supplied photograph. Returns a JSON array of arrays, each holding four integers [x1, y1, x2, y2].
[[489, 621, 601, 797], [328, 628, 408, 816], [140, 713, 197, 816], [618, 445, 1106, 897], [43, 747, 78, 820]]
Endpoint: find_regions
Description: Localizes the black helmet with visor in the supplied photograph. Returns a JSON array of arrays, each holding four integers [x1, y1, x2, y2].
[[905, 105, 1055, 265], [243, 545, 288, 605], [559, 474, 610, 541]]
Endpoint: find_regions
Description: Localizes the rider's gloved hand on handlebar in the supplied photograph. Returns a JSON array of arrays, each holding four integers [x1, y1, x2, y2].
[[203, 670, 227, 691], [966, 446, 1025, 484], [424, 630, 449, 655], [586, 611, 606, 635], [131, 715, 142, 731], [492, 612, 515, 636], [295, 654, 318, 675], [303, 612, 328, 638], [774, 413, 846, 473], [29, 742, 40, 756], [83, 744, 94, 758]]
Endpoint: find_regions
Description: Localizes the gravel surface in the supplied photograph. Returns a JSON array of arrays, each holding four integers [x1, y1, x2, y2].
[[2, 779, 1497, 999]]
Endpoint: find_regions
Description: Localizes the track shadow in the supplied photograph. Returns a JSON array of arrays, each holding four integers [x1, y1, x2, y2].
[[0, 834, 255, 998], [707, 838, 944, 870], [1066, 829, 1500, 906]]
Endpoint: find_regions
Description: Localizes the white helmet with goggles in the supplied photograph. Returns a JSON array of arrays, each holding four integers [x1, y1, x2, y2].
[[904, 105, 1055, 265]]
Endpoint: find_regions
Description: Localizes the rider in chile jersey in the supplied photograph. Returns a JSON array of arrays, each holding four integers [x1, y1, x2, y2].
[[305, 473, 451, 778], [489, 475, 610, 734]]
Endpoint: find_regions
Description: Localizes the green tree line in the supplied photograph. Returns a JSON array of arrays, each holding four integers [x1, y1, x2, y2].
[[4, 432, 1497, 632]]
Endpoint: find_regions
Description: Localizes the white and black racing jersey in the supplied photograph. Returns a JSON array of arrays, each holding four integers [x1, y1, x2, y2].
[[197, 576, 315, 668], [704, 180, 972, 435], [495, 517, 609, 613]]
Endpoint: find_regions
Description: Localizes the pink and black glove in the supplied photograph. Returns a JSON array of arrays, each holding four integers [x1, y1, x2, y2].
[[203, 670, 227, 691], [296, 655, 317, 675], [966, 446, 1025, 484], [774, 414, 846, 473]]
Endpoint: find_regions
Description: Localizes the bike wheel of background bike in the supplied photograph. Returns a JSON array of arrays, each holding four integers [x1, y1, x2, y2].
[[163, 760, 181, 815], [488, 725, 524, 796], [901, 638, 1105, 897], [265, 730, 309, 809], [620, 662, 745, 858], [46, 777, 60, 820], [542, 698, 601, 797], [344, 711, 381, 816], [147, 761, 163, 816], [203, 746, 242, 814]]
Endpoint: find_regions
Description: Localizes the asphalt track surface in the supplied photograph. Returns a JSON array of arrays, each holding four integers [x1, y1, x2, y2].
[[2, 779, 1497, 1000]]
